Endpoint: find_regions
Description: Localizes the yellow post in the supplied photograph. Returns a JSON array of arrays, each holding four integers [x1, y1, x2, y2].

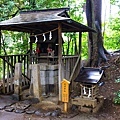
[[64, 102, 68, 112], [61, 79, 70, 112]]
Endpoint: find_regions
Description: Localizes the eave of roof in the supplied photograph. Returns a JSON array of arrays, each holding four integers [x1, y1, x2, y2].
[[0, 8, 96, 33], [0, 8, 70, 26]]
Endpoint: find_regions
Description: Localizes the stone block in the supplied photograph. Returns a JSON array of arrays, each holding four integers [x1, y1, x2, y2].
[[39, 63, 48, 70], [48, 76, 58, 84], [71, 97, 97, 108], [47, 70, 58, 77], [47, 65, 58, 70], [40, 77, 48, 85], [40, 70, 47, 77], [80, 106, 92, 113]]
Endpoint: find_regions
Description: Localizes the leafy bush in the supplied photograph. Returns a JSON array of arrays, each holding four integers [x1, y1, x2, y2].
[[113, 90, 120, 104], [115, 78, 120, 83]]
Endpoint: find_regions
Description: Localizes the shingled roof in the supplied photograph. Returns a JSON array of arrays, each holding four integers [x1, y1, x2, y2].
[[0, 8, 95, 33]]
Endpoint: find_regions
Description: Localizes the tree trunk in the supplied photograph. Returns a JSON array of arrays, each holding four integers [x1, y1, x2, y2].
[[86, 0, 98, 67], [86, 0, 108, 67], [1, 33, 7, 55]]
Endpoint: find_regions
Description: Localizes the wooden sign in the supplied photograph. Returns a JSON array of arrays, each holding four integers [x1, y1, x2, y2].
[[61, 79, 70, 103]]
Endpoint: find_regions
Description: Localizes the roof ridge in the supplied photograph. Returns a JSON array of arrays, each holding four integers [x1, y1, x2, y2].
[[20, 7, 70, 14]]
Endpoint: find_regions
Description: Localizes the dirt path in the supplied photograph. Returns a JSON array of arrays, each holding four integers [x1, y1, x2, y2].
[[0, 111, 99, 120]]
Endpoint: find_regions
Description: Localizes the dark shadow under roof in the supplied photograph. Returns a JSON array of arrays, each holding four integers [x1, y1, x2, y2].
[[0, 8, 95, 33]]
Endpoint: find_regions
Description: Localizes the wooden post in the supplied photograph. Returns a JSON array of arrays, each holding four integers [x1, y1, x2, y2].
[[29, 64, 33, 95], [31, 64, 42, 102], [58, 23, 62, 101], [0, 30, 1, 80], [79, 32, 82, 54], [30, 34, 33, 64], [0, 30, 1, 55], [13, 63, 22, 100]]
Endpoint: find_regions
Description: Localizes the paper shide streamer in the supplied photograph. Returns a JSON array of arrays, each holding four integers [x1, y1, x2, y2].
[[35, 35, 38, 43], [49, 31, 52, 40]]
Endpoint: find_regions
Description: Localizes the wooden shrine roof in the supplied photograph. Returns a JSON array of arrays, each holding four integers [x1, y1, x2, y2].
[[0, 8, 95, 33]]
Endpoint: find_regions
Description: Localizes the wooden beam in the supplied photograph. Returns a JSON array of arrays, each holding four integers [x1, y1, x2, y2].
[[15, 25, 42, 32], [30, 33, 33, 64], [0, 30, 1, 82], [69, 56, 80, 82], [62, 21, 80, 31], [58, 23, 62, 101], [0, 30, 1, 55], [79, 32, 82, 54]]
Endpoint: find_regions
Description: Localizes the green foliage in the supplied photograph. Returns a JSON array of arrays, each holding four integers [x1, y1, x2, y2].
[[68, 0, 85, 22], [35, 0, 64, 9], [110, 17, 120, 31], [103, 0, 120, 51], [113, 90, 120, 104], [115, 78, 120, 83], [104, 16, 120, 51], [1, 31, 29, 55], [0, 1, 15, 21], [113, 78, 120, 104], [81, 33, 89, 59], [110, 0, 120, 6], [63, 33, 77, 55]]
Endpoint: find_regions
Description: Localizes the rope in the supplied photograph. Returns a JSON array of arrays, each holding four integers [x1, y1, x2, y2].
[[30, 28, 58, 37]]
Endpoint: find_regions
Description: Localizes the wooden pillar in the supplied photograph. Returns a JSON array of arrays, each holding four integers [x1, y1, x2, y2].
[[30, 34, 33, 64], [58, 23, 62, 101], [0, 30, 1, 80], [0, 30, 1, 55], [31, 64, 42, 102], [79, 32, 82, 54], [13, 63, 22, 100]]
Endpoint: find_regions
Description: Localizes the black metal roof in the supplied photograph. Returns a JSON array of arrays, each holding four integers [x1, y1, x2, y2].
[[0, 8, 95, 33], [74, 67, 104, 84]]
